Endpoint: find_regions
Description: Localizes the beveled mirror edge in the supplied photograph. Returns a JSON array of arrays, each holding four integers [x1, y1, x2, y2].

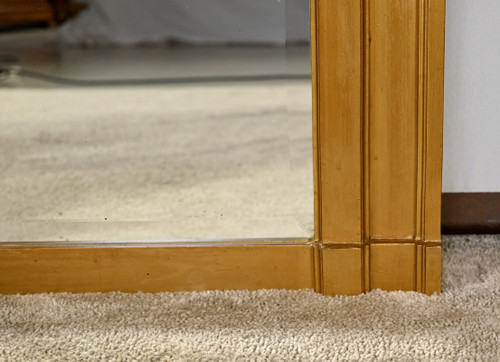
[[0, 237, 314, 249]]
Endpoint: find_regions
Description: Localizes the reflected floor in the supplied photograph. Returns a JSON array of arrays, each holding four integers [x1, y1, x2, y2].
[[0, 29, 310, 87], [0, 30, 313, 242]]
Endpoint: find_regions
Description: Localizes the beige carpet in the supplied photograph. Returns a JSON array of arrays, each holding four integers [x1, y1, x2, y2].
[[0, 235, 498, 361]]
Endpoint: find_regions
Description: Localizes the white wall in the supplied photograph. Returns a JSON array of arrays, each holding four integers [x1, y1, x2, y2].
[[443, 0, 500, 192]]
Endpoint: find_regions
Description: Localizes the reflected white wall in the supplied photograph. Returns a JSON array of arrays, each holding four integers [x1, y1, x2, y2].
[[59, 0, 310, 45]]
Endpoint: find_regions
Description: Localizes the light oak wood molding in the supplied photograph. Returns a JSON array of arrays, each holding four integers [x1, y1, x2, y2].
[[0, 0, 445, 296], [313, 0, 446, 296], [0, 244, 315, 294]]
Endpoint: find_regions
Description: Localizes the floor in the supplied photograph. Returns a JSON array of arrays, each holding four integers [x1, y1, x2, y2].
[[0, 29, 310, 87], [0, 29, 314, 242]]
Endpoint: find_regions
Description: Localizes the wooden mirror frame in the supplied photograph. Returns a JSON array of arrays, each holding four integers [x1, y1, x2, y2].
[[0, 0, 446, 296]]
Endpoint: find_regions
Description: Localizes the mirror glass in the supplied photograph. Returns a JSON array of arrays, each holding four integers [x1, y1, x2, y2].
[[0, 0, 313, 243]]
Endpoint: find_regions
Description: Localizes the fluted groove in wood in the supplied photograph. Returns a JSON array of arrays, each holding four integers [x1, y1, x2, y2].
[[317, 0, 445, 295]]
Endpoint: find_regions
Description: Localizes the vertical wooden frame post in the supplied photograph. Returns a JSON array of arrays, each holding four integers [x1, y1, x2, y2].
[[313, 0, 446, 295]]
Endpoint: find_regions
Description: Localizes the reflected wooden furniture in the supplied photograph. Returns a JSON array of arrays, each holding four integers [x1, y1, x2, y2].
[[0, 0, 446, 296], [0, 0, 85, 26], [0, 0, 56, 26]]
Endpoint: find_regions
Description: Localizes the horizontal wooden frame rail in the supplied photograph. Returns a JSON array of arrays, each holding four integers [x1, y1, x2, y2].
[[0, 0, 446, 296], [0, 244, 314, 294]]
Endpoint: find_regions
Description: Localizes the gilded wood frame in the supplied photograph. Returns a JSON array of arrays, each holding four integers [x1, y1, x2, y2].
[[0, 0, 446, 296]]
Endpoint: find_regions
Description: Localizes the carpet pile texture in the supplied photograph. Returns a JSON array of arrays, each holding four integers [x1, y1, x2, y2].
[[0, 235, 499, 361]]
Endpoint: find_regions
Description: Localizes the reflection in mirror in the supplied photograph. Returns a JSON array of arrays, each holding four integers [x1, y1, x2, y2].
[[0, 0, 313, 243]]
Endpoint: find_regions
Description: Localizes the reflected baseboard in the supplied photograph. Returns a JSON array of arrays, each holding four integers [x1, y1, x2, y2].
[[442, 192, 500, 234]]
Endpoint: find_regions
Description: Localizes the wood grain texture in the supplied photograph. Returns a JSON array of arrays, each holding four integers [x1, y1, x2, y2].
[[316, 0, 363, 244], [368, 0, 419, 239], [0, 245, 314, 294], [424, 245, 442, 294], [423, 0, 446, 242], [370, 243, 416, 291], [316, 0, 445, 295], [321, 247, 363, 296]]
